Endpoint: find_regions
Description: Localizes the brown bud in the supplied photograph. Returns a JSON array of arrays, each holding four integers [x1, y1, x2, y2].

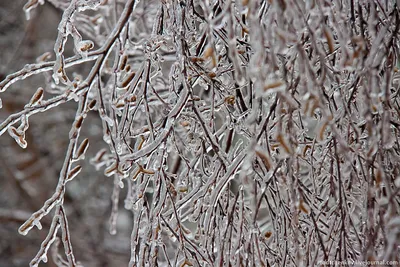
[[76, 138, 89, 159]]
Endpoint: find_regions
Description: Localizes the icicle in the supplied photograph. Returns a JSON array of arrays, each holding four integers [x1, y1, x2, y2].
[[109, 178, 120, 235], [33, 220, 42, 230]]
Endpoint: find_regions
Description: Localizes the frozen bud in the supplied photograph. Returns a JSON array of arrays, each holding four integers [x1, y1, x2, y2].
[[67, 165, 82, 181], [204, 47, 213, 58], [75, 116, 84, 129], [264, 81, 284, 91], [178, 185, 188, 193], [125, 94, 137, 103], [121, 71, 136, 88], [28, 87, 44, 106], [190, 57, 205, 63], [8, 126, 27, 149], [119, 55, 128, 70], [88, 99, 97, 110], [78, 40, 94, 53], [276, 133, 292, 154], [180, 120, 190, 127], [36, 52, 52, 63], [69, 116, 84, 139], [208, 72, 217, 79], [255, 149, 272, 170], [225, 95, 235, 105], [204, 47, 216, 66], [264, 231, 272, 239], [92, 148, 107, 163], [75, 138, 89, 159], [105, 161, 118, 177], [323, 27, 335, 53]]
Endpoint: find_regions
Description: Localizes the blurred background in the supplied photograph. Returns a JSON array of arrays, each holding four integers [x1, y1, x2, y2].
[[0, 1, 132, 266]]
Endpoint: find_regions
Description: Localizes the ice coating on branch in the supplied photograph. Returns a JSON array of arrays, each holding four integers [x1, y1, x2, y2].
[[3, 0, 400, 265], [51, 0, 97, 84], [76, 0, 102, 12]]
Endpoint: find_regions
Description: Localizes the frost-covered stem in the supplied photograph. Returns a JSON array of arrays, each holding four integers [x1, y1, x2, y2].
[[2, 0, 400, 265], [18, 93, 88, 236], [29, 209, 61, 267], [58, 205, 78, 267], [0, 54, 99, 93]]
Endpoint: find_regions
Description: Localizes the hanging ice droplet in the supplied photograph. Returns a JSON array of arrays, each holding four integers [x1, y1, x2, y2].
[[103, 133, 111, 144], [116, 141, 123, 155], [109, 227, 117, 235], [71, 91, 80, 102], [34, 220, 42, 230], [153, 159, 160, 169], [101, 114, 114, 127], [395, 177, 400, 188], [133, 201, 139, 211], [124, 198, 133, 210], [40, 254, 48, 263]]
